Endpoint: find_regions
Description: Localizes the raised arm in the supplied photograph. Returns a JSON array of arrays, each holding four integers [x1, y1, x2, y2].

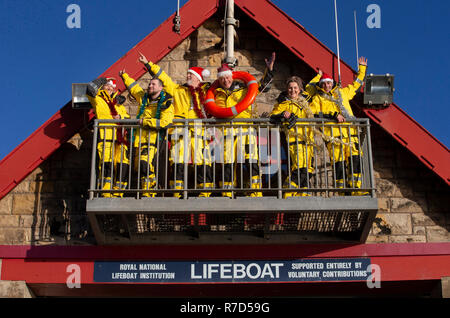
[[85, 77, 115, 119], [304, 70, 322, 99], [258, 52, 276, 93], [119, 69, 145, 103], [138, 52, 179, 96], [342, 56, 367, 100]]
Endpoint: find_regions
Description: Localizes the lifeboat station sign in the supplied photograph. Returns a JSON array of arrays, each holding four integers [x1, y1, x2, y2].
[[94, 259, 371, 283]]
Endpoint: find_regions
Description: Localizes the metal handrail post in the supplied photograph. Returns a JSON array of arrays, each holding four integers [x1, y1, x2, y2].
[[364, 119, 376, 198], [89, 120, 99, 199]]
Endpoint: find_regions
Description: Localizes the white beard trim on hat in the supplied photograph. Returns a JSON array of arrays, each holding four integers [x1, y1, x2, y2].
[[217, 69, 233, 78], [188, 68, 211, 82], [319, 78, 334, 84]]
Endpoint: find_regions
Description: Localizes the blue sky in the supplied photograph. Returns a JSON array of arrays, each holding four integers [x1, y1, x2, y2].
[[0, 0, 449, 160]]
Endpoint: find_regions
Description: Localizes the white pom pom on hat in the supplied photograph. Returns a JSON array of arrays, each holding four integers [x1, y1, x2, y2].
[[202, 68, 210, 79]]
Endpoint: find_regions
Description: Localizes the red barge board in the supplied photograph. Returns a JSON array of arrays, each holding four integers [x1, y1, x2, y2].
[[1, 243, 449, 297]]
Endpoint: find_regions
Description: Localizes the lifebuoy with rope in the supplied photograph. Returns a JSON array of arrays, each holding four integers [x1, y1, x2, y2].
[[204, 71, 258, 118]]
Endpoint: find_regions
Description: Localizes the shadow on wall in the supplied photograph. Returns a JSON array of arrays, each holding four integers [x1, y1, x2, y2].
[[368, 123, 450, 241], [183, 10, 317, 107], [30, 126, 96, 245]]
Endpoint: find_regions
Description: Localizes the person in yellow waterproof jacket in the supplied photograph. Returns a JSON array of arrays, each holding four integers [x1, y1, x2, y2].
[[86, 77, 130, 197], [310, 56, 368, 195], [269, 73, 322, 198], [119, 70, 174, 197], [137, 52, 214, 201], [212, 53, 276, 198]]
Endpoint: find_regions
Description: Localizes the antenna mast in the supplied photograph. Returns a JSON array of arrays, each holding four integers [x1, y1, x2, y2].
[[334, 0, 342, 86], [354, 10, 359, 67]]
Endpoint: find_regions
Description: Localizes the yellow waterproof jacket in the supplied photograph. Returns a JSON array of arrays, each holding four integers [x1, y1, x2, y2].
[[269, 73, 321, 143], [144, 62, 209, 122], [271, 97, 313, 144], [299, 73, 322, 102], [213, 68, 274, 125], [121, 73, 174, 147], [87, 89, 130, 141], [310, 64, 366, 138]]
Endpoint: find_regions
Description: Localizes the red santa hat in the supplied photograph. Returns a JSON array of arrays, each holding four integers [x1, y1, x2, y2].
[[105, 78, 117, 88], [217, 63, 233, 78], [319, 73, 334, 84], [188, 67, 210, 82]]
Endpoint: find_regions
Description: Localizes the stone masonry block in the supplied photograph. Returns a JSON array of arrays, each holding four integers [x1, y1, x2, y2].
[[197, 37, 222, 51], [197, 24, 223, 38], [165, 45, 188, 61], [195, 60, 209, 68], [373, 213, 412, 235], [373, 167, 393, 179], [12, 194, 37, 215], [234, 50, 253, 67], [0, 228, 32, 245], [0, 280, 34, 298], [442, 277, 450, 298], [11, 181, 29, 193], [168, 60, 189, 79], [388, 235, 426, 243], [390, 197, 427, 213], [0, 215, 23, 228], [413, 226, 426, 235], [0, 196, 12, 214], [366, 234, 389, 243], [377, 198, 390, 212], [426, 226, 450, 242], [29, 181, 54, 194], [376, 178, 401, 197], [157, 61, 170, 75], [208, 53, 223, 67], [412, 213, 446, 227]]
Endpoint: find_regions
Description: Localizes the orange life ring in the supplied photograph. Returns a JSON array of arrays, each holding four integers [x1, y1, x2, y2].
[[204, 71, 258, 118]]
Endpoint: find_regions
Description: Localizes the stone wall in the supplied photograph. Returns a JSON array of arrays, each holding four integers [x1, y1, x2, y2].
[[367, 124, 449, 243], [0, 129, 95, 245], [0, 12, 448, 245]]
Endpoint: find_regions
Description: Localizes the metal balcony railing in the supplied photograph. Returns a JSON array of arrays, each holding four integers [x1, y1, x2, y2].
[[86, 118, 378, 244]]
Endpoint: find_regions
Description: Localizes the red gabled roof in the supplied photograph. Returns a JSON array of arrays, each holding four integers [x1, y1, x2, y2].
[[235, 0, 450, 185], [0, 0, 448, 200]]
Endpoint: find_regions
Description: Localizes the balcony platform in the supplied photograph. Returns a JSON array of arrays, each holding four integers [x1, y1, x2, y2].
[[86, 196, 378, 245], [87, 196, 378, 213], [87, 119, 378, 245]]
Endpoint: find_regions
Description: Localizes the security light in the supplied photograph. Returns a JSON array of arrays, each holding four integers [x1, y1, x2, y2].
[[72, 83, 92, 109], [363, 74, 394, 107]]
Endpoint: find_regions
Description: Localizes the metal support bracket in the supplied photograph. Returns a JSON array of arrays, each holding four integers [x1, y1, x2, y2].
[[222, 17, 240, 28]]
